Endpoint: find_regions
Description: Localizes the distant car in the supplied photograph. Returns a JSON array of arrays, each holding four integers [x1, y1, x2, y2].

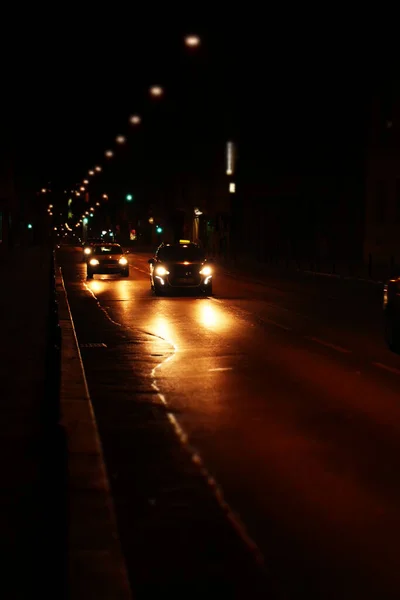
[[148, 240, 213, 295], [82, 238, 103, 262], [383, 277, 400, 352], [87, 244, 129, 279]]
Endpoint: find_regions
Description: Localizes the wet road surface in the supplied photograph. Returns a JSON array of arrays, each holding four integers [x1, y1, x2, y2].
[[59, 246, 400, 599]]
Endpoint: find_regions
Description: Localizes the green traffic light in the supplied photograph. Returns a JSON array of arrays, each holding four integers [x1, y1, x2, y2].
[[89, 213, 94, 217], [27, 223, 33, 229], [83, 218, 88, 224], [156, 226, 163, 234], [126, 194, 133, 201]]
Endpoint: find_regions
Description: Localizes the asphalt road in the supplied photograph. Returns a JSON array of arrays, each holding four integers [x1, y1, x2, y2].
[[59, 246, 400, 599]]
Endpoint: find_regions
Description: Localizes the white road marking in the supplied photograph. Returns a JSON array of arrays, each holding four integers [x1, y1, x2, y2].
[[133, 266, 148, 275], [372, 362, 400, 376], [305, 336, 351, 354], [260, 318, 292, 331], [81, 276, 266, 571], [208, 367, 233, 372]]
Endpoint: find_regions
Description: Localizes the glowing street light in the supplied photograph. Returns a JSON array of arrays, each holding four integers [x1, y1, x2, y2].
[[148, 217, 154, 224], [130, 115, 141, 125], [41, 188, 47, 193], [75, 191, 81, 196], [85, 211, 89, 215], [95, 166, 102, 172], [184, 35, 201, 47], [96, 202, 100, 206], [149, 86, 163, 97], [102, 194, 108, 200], [80, 186, 85, 191], [49, 204, 53, 208], [49, 212, 53, 216], [83, 179, 89, 184], [90, 206, 94, 211], [105, 150, 114, 158], [88, 170, 95, 176], [116, 135, 126, 144]]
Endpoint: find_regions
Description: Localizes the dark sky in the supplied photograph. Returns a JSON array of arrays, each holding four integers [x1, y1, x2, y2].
[[3, 13, 389, 196]]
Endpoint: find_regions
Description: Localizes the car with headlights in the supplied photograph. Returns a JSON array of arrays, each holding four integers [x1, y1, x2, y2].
[[87, 243, 129, 279], [82, 238, 102, 262], [148, 240, 213, 295], [383, 276, 400, 352]]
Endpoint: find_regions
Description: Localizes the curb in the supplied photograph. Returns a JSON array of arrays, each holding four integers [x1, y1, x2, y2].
[[57, 268, 132, 599]]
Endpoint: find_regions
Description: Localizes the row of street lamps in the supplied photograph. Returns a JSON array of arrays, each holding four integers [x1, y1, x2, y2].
[[38, 34, 201, 229]]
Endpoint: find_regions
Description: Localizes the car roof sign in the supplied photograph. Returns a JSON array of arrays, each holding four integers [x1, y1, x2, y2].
[[179, 239, 191, 243]]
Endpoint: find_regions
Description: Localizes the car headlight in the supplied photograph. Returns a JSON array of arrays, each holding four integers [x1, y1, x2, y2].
[[200, 265, 212, 276], [84, 247, 91, 255], [89, 258, 99, 266], [119, 257, 128, 265], [155, 266, 169, 276]]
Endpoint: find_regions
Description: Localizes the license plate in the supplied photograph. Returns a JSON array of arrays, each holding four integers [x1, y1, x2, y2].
[[176, 277, 194, 284]]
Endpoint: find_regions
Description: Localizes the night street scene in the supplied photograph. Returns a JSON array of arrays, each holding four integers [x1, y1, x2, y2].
[[2, 14, 400, 599]]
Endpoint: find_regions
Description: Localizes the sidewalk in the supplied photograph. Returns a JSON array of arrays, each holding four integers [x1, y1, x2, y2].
[[0, 246, 131, 599], [57, 265, 132, 599]]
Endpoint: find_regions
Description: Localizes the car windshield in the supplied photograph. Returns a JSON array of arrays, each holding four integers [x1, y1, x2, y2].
[[93, 245, 122, 255], [158, 245, 205, 262]]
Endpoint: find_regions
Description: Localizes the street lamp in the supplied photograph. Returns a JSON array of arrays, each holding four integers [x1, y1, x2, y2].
[[80, 186, 85, 191], [105, 150, 114, 158], [95, 166, 102, 172], [88, 170, 95, 176], [149, 86, 163, 97], [184, 35, 201, 47], [41, 188, 47, 193], [102, 194, 108, 200], [130, 115, 141, 125], [83, 179, 89, 184], [49, 204, 53, 209], [116, 135, 126, 144], [96, 202, 100, 206]]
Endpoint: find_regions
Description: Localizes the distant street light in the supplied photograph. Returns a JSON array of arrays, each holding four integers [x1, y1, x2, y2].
[[126, 194, 133, 201], [80, 186, 85, 191], [96, 202, 100, 206], [83, 179, 89, 184], [184, 35, 201, 47], [88, 170, 95, 176], [130, 115, 141, 125], [75, 191, 81, 196], [116, 136, 126, 144], [85, 211, 89, 215], [95, 166, 102, 172], [149, 86, 163, 97], [49, 204, 53, 208], [148, 217, 154, 224], [102, 194, 108, 200], [105, 150, 114, 158]]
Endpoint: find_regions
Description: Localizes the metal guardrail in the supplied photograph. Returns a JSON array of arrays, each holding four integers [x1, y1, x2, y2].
[[43, 249, 62, 427]]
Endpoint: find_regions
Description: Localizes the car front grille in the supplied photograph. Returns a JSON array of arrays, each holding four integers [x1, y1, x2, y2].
[[100, 259, 119, 265], [168, 264, 201, 286]]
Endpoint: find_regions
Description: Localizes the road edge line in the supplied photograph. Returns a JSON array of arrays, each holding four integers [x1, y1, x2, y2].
[[57, 267, 132, 599]]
